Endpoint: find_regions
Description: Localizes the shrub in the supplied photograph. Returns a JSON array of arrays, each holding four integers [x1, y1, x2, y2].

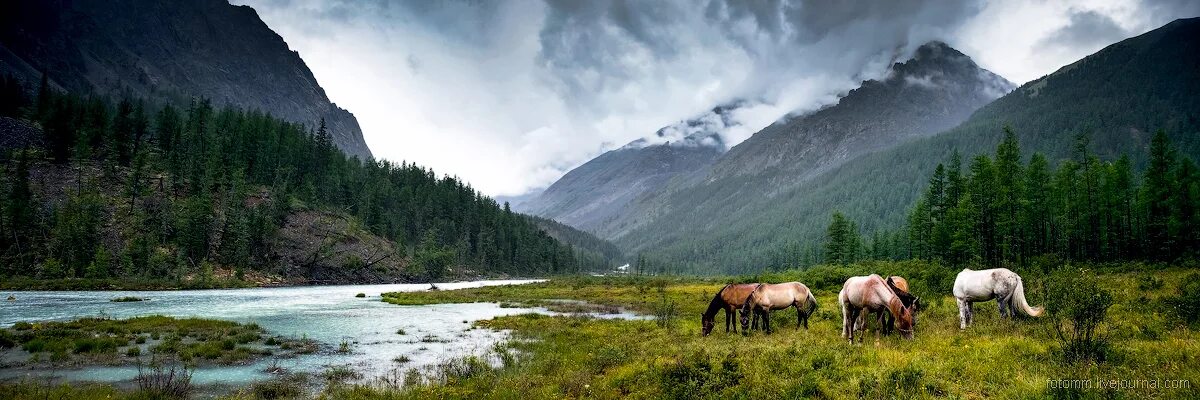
[[1137, 275, 1165, 291], [250, 374, 307, 399], [658, 352, 742, 400], [126, 346, 142, 357], [12, 321, 33, 331], [653, 292, 678, 329], [1046, 268, 1114, 363], [134, 363, 192, 399], [1168, 273, 1200, 325]]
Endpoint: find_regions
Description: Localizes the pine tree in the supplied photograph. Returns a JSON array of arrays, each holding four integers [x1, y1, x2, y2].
[[825, 211, 852, 265], [994, 126, 1024, 264], [1142, 130, 1175, 259]]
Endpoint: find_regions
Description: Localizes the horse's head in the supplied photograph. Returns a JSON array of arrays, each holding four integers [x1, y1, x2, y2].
[[896, 305, 917, 340], [701, 313, 715, 336]]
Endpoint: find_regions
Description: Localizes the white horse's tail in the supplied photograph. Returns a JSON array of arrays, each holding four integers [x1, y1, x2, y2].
[[1012, 277, 1043, 317]]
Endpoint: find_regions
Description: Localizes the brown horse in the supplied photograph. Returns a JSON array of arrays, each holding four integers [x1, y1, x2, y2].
[[738, 282, 817, 334], [858, 276, 919, 336], [701, 283, 759, 336], [839, 275, 918, 343]]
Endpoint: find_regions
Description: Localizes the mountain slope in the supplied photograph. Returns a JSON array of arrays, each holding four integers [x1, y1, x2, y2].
[[0, 0, 372, 159], [708, 42, 1013, 184], [516, 104, 740, 235], [621, 17, 1200, 274]]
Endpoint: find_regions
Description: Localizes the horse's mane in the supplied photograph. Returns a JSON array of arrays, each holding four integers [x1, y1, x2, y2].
[[886, 277, 919, 309], [703, 284, 731, 318], [739, 283, 764, 313]]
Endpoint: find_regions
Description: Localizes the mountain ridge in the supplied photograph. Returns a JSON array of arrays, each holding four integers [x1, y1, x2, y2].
[[0, 0, 373, 159]]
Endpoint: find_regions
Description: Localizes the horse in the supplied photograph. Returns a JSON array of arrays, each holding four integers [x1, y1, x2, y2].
[[856, 276, 918, 336], [738, 282, 817, 334], [839, 274, 918, 343], [701, 283, 759, 336], [952, 268, 1043, 329]]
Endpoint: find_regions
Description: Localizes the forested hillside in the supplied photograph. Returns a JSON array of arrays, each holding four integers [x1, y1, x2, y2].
[[0, 78, 607, 287], [619, 17, 1200, 274], [0, 0, 373, 159], [821, 129, 1200, 269]]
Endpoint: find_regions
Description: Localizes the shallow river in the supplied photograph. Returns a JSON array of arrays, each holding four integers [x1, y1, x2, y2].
[[0, 280, 594, 388]]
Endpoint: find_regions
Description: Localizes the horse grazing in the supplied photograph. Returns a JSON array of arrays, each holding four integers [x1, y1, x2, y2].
[[857, 276, 918, 336], [701, 283, 759, 336], [839, 275, 918, 343], [738, 282, 817, 334], [953, 268, 1043, 329]]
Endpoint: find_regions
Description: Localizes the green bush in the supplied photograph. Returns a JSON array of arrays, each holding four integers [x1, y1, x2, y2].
[[1169, 273, 1200, 325], [658, 352, 742, 400], [1046, 268, 1114, 363]]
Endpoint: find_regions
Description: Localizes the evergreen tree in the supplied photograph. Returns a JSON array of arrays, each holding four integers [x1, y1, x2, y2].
[[1142, 130, 1175, 259]]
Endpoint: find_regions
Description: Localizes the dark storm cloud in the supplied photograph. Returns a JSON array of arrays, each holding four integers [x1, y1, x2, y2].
[[237, 0, 1199, 195], [1037, 10, 1131, 53]]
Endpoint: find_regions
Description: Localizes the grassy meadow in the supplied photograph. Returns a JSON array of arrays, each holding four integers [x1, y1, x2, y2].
[[351, 262, 1199, 399]]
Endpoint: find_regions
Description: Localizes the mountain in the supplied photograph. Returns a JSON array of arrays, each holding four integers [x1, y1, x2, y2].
[[0, 0, 372, 159], [620, 18, 1200, 274], [515, 103, 741, 236], [707, 42, 1013, 184]]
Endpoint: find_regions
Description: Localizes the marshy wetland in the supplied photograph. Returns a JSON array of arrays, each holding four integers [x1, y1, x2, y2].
[[3, 263, 1200, 399]]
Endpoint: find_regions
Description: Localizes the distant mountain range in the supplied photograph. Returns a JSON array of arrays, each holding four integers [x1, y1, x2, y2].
[[519, 41, 1013, 241], [0, 0, 373, 159], [512, 102, 742, 235], [520, 18, 1200, 274]]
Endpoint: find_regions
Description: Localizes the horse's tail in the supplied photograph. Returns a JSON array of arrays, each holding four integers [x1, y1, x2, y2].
[[1012, 276, 1043, 317], [804, 289, 818, 316]]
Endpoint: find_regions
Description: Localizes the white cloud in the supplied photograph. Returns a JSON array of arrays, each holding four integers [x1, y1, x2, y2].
[[234, 0, 1198, 196]]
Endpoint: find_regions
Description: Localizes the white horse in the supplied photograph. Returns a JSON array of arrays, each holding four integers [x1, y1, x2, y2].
[[952, 268, 1043, 329]]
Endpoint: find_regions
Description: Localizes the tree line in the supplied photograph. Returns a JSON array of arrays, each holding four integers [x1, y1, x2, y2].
[[0, 74, 611, 283], [823, 126, 1199, 267]]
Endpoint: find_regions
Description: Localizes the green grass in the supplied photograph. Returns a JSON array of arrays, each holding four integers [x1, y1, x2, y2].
[[1, 316, 287, 366], [351, 263, 1200, 399]]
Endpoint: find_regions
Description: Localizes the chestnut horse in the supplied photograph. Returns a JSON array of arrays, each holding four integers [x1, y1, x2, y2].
[[839, 275, 918, 343], [857, 276, 918, 336], [738, 282, 817, 334], [701, 283, 759, 336]]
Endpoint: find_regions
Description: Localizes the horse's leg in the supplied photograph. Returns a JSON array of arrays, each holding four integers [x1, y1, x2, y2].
[[956, 298, 969, 329], [967, 302, 975, 326], [841, 301, 852, 339], [796, 305, 803, 330], [763, 309, 772, 334], [998, 298, 1008, 319]]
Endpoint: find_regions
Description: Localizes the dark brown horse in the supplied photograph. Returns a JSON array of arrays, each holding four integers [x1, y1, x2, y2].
[[701, 283, 759, 336]]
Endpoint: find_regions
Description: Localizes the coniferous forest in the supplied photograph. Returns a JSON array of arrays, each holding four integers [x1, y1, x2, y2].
[[818, 126, 1200, 269], [0, 75, 616, 287]]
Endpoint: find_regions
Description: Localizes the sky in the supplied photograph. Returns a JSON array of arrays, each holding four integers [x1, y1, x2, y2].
[[234, 0, 1199, 196]]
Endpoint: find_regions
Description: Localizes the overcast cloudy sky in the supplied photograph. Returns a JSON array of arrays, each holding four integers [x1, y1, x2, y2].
[[234, 0, 1198, 196]]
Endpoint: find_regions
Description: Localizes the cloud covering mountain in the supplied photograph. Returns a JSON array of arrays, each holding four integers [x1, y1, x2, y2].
[[237, 0, 1199, 195]]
